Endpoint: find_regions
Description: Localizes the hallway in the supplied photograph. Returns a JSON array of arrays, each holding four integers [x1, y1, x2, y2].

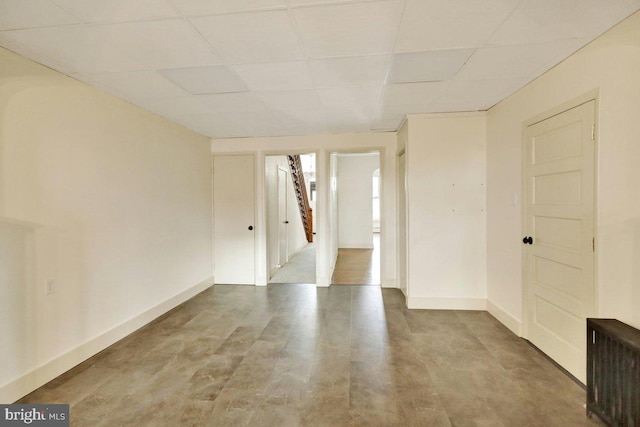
[[18, 284, 600, 426]]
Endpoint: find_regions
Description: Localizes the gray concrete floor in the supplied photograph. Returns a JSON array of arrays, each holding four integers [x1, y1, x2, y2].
[[19, 285, 603, 426]]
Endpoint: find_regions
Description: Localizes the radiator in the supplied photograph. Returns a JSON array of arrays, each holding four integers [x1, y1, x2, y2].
[[587, 318, 640, 427]]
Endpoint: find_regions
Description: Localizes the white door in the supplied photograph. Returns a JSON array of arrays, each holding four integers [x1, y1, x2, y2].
[[213, 155, 255, 285], [524, 100, 595, 383], [277, 167, 288, 267]]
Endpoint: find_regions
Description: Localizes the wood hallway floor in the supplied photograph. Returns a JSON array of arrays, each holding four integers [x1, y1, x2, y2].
[[18, 284, 602, 426], [331, 233, 380, 286]]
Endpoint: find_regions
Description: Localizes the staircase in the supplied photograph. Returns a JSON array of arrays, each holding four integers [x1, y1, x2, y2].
[[287, 155, 313, 243]]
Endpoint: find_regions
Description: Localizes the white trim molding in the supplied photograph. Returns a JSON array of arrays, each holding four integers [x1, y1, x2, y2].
[[407, 297, 487, 310], [487, 299, 522, 337]]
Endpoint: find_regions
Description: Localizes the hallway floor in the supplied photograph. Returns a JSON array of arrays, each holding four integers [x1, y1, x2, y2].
[[332, 233, 380, 286], [18, 284, 601, 426], [269, 242, 316, 284]]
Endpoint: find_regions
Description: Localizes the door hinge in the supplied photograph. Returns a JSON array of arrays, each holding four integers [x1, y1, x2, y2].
[[592, 237, 595, 252], [591, 123, 596, 141]]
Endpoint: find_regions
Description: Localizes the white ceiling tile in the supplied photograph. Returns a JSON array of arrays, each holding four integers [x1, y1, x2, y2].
[[255, 90, 323, 113], [79, 71, 188, 99], [190, 11, 303, 64], [107, 19, 222, 70], [430, 79, 527, 111], [232, 61, 314, 91], [197, 92, 267, 113], [160, 66, 247, 94], [171, 0, 286, 16], [387, 49, 475, 84], [0, 0, 79, 31], [131, 96, 210, 117], [318, 86, 382, 109], [309, 55, 392, 88], [395, 0, 521, 51], [489, 0, 640, 46], [382, 81, 447, 106], [294, 0, 405, 57], [0, 25, 142, 73], [52, 0, 178, 23], [456, 40, 585, 81], [276, 108, 328, 128]]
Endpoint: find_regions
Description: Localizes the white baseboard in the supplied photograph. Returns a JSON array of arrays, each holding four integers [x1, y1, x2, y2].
[[381, 277, 397, 289], [407, 297, 487, 310], [0, 276, 214, 404], [487, 300, 522, 336]]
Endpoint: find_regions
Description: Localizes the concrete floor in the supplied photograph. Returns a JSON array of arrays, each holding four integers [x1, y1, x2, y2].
[[19, 285, 602, 426]]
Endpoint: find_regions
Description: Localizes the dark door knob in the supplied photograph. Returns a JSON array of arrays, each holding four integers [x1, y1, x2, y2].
[[248, 226, 254, 231], [284, 221, 289, 224], [522, 236, 533, 245]]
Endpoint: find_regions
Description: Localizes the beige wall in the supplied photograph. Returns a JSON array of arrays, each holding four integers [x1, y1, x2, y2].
[[405, 113, 487, 309], [212, 133, 397, 287], [487, 11, 640, 331], [0, 47, 213, 402]]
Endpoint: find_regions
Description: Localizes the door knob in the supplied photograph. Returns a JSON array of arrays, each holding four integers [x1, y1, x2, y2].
[[284, 221, 289, 224], [248, 226, 254, 231], [522, 236, 533, 245]]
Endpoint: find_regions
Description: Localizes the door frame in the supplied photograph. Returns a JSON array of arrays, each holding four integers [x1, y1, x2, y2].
[[262, 150, 319, 286], [520, 89, 600, 340], [277, 165, 289, 268], [330, 148, 385, 286]]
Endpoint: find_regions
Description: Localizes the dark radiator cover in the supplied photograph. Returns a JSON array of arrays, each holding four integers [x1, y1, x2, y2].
[[587, 318, 640, 427]]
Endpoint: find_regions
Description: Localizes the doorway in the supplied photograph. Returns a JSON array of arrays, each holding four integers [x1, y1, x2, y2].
[[331, 152, 381, 286], [266, 153, 316, 284]]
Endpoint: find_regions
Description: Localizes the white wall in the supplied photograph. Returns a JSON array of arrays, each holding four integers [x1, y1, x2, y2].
[[337, 153, 379, 248], [405, 113, 487, 310], [329, 153, 339, 275], [211, 133, 397, 287], [487, 10, 640, 331], [0, 47, 213, 402]]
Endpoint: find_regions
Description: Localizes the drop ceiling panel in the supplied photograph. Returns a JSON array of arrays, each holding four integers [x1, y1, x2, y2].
[[431, 79, 527, 111], [387, 49, 475, 84], [255, 90, 323, 113], [197, 92, 267, 113], [190, 11, 303, 64], [0, 0, 78, 31], [394, 0, 522, 51], [293, 0, 405, 57], [170, 0, 287, 17], [309, 55, 392, 88], [489, 0, 640, 45], [382, 81, 448, 106], [160, 66, 247, 94], [79, 71, 188, 99], [456, 40, 586, 81], [106, 20, 223, 70], [233, 61, 315, 91], [0, 26, 142, 73], [52, 0, 178, 24], [132, 96, 211, 117]]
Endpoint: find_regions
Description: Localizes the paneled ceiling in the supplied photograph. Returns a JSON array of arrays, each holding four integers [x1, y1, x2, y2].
[[1, 0, 639, 138]]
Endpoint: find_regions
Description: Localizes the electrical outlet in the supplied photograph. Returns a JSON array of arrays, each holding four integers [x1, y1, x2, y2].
[[45, 279, 55, 295]]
